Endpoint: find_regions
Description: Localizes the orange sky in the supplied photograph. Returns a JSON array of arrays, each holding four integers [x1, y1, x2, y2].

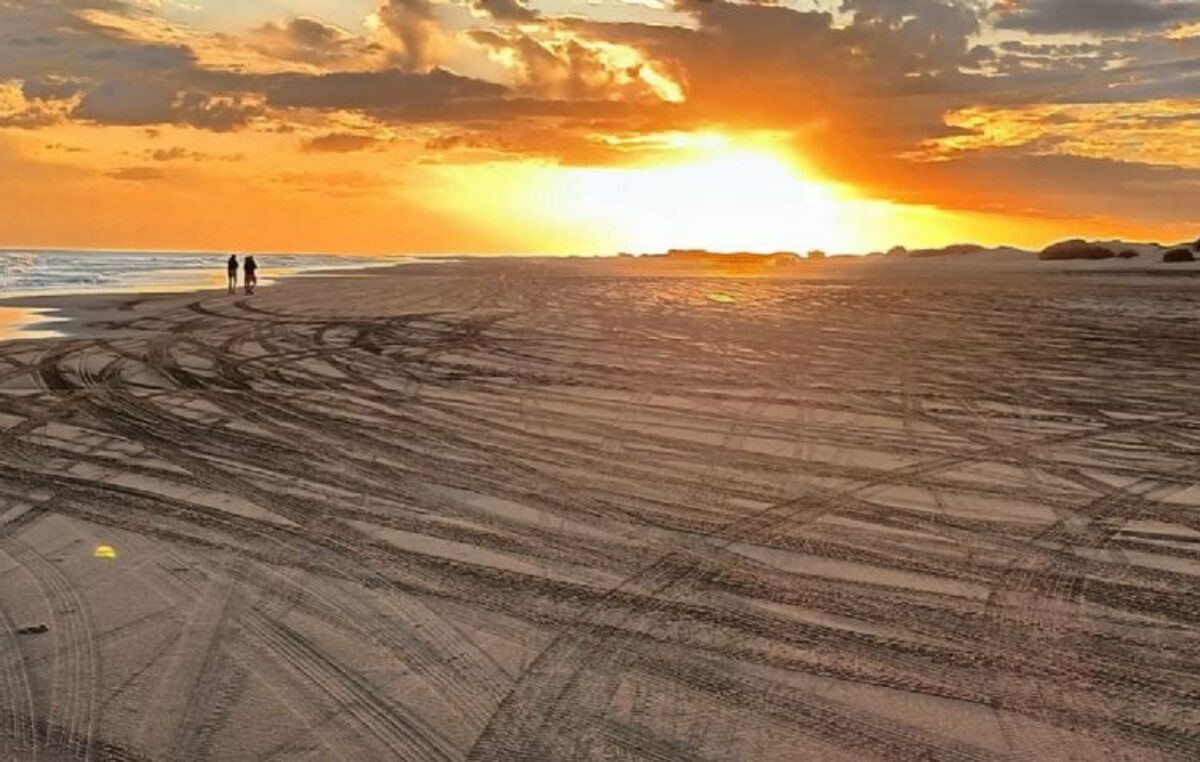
[[2, 1, 1198, 255]]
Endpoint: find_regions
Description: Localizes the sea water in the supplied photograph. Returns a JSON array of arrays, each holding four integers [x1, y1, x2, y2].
[[0, 249, 394, 340], [0, 249, 388, 295]]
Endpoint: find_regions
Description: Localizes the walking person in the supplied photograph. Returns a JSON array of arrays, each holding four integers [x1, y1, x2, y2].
[[226, 254, 238, 294], [244, 255, 258, 295]]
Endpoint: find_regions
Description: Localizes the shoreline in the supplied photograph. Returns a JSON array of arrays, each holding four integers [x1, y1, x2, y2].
[[0, 260, 409, 341], [5, 249, 1200, 342]]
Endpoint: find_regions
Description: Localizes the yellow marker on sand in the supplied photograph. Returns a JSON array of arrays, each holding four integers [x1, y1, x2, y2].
[[93, 545, 118, 560]]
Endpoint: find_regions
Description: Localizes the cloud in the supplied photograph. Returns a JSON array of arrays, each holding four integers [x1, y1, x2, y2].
[[71, 80, 261, 129], [468, 29, 681, 101], [249, 16, 385, 67], [22, 76, 87, 101], [473, 0, 538, 23], [377, 0, 447, 70], [72, 78, 176, 124], [301, 132, 387, 152], [0, 105, 63, 128], [147, 146, 241, 162], [149, 146, 191, 161], [108, 166, 166, 181], [0, 81, 69, 127], [173, 91, 263, 131], [264, 67, 508, 113], [0, 1, 198, 83], [994, 0, 1200, 35], [916, 99, 1200, 169], [270, 169, 394, 197]]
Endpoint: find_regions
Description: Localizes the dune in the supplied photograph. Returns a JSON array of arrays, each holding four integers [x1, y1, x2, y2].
[[0, 256, 1198, 760]]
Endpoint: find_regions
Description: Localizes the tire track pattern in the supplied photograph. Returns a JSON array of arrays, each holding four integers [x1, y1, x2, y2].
[[0, 262, 1197, 760]]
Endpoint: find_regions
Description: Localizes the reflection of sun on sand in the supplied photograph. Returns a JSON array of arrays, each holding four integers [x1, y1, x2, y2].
[[0, 305, 65, 341], [0, 255, 1197, 760]]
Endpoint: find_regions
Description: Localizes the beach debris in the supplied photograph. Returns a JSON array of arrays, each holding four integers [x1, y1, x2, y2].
[[16, 624, 49, 636], [93, 544, 118, 560]]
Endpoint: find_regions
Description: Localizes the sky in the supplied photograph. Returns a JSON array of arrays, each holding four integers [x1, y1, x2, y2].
[[1, 0, 1198, 255]]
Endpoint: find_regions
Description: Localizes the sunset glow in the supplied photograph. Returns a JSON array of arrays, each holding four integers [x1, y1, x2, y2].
[[2, 1, 1198, 254], [547, 141, 853, 253]]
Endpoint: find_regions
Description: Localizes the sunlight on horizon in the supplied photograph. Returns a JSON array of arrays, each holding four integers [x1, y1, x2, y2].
[[550, 144, 852, 253], [421, 131, 1157, 255], [531, 136, 1042, 254]]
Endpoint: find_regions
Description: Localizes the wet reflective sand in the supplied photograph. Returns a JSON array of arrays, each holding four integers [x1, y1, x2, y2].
[[0, 306, 64, 341]]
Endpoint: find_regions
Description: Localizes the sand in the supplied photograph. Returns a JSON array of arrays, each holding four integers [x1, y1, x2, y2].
[[0, 255, 1198, 760]]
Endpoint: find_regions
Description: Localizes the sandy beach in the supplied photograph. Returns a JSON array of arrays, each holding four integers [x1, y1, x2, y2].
[[1, 256, 1198, 761]]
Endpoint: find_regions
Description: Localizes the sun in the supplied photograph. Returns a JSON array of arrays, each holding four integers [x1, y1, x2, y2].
[[423, 131, 1065, 255], [546, 136, 854, 254]]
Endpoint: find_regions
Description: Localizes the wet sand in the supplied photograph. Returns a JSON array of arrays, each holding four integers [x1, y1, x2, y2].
[[1, 256, 1198, 760]]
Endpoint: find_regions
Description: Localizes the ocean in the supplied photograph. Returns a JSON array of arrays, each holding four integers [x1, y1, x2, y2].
[[0, 249, 395, 340], [0, 249, 389, 296]]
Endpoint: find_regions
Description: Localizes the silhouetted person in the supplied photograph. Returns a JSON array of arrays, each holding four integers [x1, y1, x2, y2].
[[244, 255, 258, 295], [227, 255, 238, 294]]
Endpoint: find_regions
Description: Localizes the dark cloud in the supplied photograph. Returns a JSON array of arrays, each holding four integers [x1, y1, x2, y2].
[[2, 1, 245, 131], [21, 76, 86, 101], [72, 78, 176, 124], [264, 67, 508, 112], [71, 80, 261, 129], [301, 132, 387, 152], [45, 142, 88, 153], [0, 1, 197, 83], [107, 166, 166, 181], [473, 0, 538, 23], [149, 146, 190, 161], [994, 0, 1200, 35], [920, 152, 1200, 224], [148, 146, 241, 162], [561, 0, 983, 146], [174, 92, 263, 132]]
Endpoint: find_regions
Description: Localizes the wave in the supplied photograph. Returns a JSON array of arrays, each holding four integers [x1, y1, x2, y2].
[[0, 250, 389, 296]]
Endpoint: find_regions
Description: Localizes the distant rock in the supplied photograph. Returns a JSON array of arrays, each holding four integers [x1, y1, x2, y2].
[[659, 249, 803, 266], [1039, 240, 1116, 261], [907, 244, 987, 258], [1117, 250, 1139, 259], [807, 249, 827, 261], [1163, 248, 1196, 263]]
